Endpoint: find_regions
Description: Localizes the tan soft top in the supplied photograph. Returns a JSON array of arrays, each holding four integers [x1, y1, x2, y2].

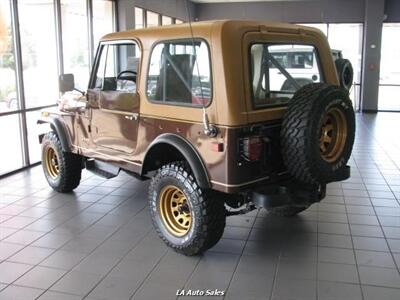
[[100, 20, 335, 126], [101, 19, 324, 45]]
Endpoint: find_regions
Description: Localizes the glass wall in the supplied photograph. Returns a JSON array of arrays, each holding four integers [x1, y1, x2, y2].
[[146, 10, 160, 28], [378, 23, 400, 111], [0, 115, 24, 174], [93, 0, 114, 50], [19, 0, 59, 109], [134, 6, 183, 28], [162, 16, 172, 26], [328, 24, 363, 111], [61, 0, 90, 90], [298, 23, 363, 111], [0, 0, 18, 113], [0, 0, 24, 174], [0, 0, 115, 176], [135, 7, 144, 29]]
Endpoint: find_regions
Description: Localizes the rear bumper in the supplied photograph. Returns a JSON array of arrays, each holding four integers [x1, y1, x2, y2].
[[251, 182, 326, 209], [249, 165, 350, 209]]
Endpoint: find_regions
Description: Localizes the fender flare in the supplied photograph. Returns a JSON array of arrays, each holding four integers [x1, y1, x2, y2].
[[37, 116, 71, 152], [142, 133, 211, 189]]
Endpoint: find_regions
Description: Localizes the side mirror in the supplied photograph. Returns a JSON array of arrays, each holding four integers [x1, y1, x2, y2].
[[59, 74, 75, 93]]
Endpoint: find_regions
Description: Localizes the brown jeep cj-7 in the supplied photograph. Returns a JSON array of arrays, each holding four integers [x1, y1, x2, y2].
[[38, 20, 355, 255]]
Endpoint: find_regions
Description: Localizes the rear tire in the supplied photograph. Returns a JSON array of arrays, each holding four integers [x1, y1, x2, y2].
[[41, 132, 82, 193], [149, 162, 225, 256]]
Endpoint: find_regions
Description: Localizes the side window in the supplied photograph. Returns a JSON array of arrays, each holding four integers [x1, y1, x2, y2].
[[93, 42, 141, 93], [94, 47, 107, 89], [146, 39, 212, 106], [251, 44, 322, 108]]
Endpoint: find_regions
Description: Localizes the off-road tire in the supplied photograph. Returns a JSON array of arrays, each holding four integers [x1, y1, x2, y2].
[[268, 205, 309, 217], [149, 162, 226, 256], [41, 132, 82, 193], [335, 58, 354, 91], [281, 83, 355, 185]]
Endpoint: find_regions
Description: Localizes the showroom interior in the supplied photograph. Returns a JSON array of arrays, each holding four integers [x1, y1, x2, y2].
[[0, 0, 400, 299]]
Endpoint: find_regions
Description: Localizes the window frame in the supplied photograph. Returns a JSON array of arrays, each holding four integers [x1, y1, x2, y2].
[[145, 38, 213, 108], [89, 39, 141, 91], [249, 42, 325, 109]]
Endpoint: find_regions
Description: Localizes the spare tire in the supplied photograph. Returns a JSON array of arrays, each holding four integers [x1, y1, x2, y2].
[[281, 83, 355, 185], [335, 58, 353, 91]]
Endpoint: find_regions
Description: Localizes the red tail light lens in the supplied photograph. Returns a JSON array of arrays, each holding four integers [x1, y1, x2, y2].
[[241, 136, 263, 161]]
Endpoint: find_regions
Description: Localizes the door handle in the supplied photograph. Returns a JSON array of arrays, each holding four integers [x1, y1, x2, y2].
[[125, 113, 139, 121]]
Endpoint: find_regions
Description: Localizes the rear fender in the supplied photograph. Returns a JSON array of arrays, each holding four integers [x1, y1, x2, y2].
[[141, 133, 210, 189]]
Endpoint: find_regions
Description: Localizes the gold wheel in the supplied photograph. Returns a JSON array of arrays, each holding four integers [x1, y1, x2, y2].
[[44, 146, 60, 179], [159, 185, 192, 237], [319, 107, 348, 163]]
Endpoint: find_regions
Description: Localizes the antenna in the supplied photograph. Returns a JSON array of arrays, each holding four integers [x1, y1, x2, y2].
[[184, 1, 217, 137]]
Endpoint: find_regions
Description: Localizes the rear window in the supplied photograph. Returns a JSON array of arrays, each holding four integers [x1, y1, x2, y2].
[[250, 44, 323, 108], [146, 39, 212, 107]]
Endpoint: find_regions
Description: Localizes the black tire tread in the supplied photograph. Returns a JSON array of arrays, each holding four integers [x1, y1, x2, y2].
[[281, 83, 327, 185], [149, 162, 225, 256], [42, 132, 82, 193]]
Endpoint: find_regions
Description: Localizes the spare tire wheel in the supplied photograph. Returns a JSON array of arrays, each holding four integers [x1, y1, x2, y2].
[[281, 83, 355, 185], [335, 58, 354, 91]]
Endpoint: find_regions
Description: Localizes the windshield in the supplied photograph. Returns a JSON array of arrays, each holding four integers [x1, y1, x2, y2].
[[250, 44, 323, 108]]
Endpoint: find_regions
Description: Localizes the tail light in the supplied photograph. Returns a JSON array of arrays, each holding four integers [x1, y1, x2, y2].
[[240, 136, 264, 161]]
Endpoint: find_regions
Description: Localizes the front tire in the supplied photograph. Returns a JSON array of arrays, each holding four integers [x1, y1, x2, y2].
[[41, 132, 82, 193], [149, 162, 225, 256]]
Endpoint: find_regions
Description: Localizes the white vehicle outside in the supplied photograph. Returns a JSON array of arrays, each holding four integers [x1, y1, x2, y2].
[[268, 45, 321, 91]]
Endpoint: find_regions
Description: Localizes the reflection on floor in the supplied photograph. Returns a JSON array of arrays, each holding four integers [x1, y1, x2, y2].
[[1, 112, 400, 300]]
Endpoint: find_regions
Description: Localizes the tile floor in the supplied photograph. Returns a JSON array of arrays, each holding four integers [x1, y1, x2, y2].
[[0, 112, 400, 300]]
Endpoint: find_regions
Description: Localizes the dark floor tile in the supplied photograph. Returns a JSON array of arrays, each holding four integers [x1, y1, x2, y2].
[[350, 224, 385, 238], [3, 230, 45, 245], [318, 222, 350, 235], [0, 242, 25, 260], [318, 233, 353, 249], [222, 226, 250, 240], [130, 251, 200, 300], [224, 273, 274, 300], [181, 252, 240, 297], [346, 205, 376, 215], [209, 239, 246, 255], [362, 285, 400, 300], [347, 214, 380, 226], [272, 278, 316, 300], [8, 246, 54, 265], [277, 258, 317, 280], [317, 262, 359, 284], [50, 270, 103, 296], [352, 236, 390, 252], [355, 250, 396, 268], [359, 265, 400, 288], [14, 266, 66, 289], [387, 239, 400, 252], [281, 246, 317, 261], [0, 285, 43, 300], [0, 261, 32, 283], [40, 250, 86, 270], [317, 281, 362, 300], [318, 247, 356, 264], [37, 290, 82, 300], [382, 226, 400, 239]]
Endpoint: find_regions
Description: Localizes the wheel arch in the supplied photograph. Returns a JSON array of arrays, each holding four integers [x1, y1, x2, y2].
[[38, 116, 71, 152], [141, 134, 211, 189]]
